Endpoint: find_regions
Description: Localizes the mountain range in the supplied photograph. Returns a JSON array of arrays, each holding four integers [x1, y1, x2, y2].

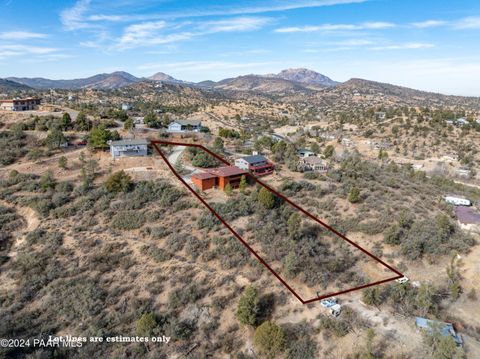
[[3, 68, 337, 92], [1, 68, 477, 102]]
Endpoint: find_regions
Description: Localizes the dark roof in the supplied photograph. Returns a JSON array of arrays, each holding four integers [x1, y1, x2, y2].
[[207, 166, 247, 177], [192, 172, 216, 180], [455, 206, 480, 224], [241, 155, 267, 164]]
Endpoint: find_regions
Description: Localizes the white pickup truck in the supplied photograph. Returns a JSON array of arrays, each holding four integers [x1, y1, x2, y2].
[[320, 297, 342, 317]]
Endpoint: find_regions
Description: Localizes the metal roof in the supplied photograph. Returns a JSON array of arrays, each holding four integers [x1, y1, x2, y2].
[[110, 139, 149, 146], [192, 172, 217, 180], [171, 120, 202, 126], [207, 166, 247, 177], [240, 155, 268, 164]]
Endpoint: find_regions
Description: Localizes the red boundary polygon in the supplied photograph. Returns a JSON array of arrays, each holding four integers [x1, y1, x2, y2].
[[151, 140, 404, 304]]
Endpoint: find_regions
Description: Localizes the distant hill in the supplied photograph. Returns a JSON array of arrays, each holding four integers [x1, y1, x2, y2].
[[147, 72, 183, 83], [265, 68, 338, 87], [7, 71, 140, 90], [0, 78, 32, 91], [212, 75, 323, 93], [337, 78, 480, 101]]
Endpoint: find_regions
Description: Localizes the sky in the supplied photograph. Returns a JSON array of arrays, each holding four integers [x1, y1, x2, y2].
[[1, 0, 480, 95]]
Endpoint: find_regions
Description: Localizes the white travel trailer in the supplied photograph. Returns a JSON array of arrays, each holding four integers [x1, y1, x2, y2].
[[445, 196, 471, 206]]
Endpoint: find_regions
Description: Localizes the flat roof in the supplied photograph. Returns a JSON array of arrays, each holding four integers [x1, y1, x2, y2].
[[302, 156, 325, 164], [171, 120, 202, 126], [455, 206, 480, 224], [110, 138, 149, 146], [207, 166, 247, 177]]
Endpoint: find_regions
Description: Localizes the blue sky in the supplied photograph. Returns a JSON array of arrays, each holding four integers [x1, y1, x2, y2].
[[1, 0, 480, 95]]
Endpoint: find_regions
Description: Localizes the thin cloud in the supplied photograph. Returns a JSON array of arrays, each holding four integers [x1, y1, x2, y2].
[[275, 21, 395, 33], [411, 20, 447, 28], [199, 16, 272, 32], [370, 43, 434, 50], [454, 16, 480, 29], [60, 0, 93, 30], [85, 0, 368, 23], [0, 31, 47, 40], [113, 16, 272, 50]]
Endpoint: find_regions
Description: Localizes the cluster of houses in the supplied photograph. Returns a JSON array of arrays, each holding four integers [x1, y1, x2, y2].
[[0, 98, 41, 111]]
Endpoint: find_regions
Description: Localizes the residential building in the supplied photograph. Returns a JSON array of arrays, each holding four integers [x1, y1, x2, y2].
[[191, 172, 217, 191], [191, 166, 248, 191], [375, 111, 386, 120], [445, 196, 471, 206], [415, 317, 463, 346], [167, 120, 202, 133], [297, 149, 316, 158], [298, 156, 329, 173], [121, 103, 132, 111], [109, 139, 149, 159], [456, 168, 471, 178], [0, 98, 41, 111], [235, 155, 275, 176]]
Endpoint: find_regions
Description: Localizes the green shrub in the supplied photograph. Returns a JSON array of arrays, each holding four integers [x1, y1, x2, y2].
[[105, 170, 133, 193], [253, 321, 286, 359], [111, 210, 145, 230], [236, 286, 259, 326]]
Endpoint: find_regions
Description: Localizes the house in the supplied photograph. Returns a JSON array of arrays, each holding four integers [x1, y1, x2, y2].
[[121, 103, 132, 111], [191, 172, 217, 191], [455, 168, 471, 178], [341, 138, 353, 147], [375, 111, 386, 120], [445, 196, 471, 206], [415, 317, 463, 346], [0, 98, 41, 111], [133, 117, 144, 125], [191, 166, 248, 191], [234, 155, 275, 176], [167, 120, 202, 133], [298, 156, 328, 173], [297, 149, 316, 158], [109, 139, 149, 159]]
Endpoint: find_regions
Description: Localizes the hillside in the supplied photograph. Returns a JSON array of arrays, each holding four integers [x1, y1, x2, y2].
[[213, 75, 321, 93], [0, 79, 32, 91], [266, 68, 338, 87], [7, 71, 140, 90]]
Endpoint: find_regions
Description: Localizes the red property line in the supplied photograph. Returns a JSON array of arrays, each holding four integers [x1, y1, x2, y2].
[[151, 140, 404, 304]]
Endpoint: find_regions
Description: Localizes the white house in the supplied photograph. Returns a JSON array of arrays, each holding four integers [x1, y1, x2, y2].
[[110, 139, 148, 159], [298, 156, 328, 173], [297, 149, 316, 158], [121, 103, 132, 111], [445, 196, 471, 206], [167, 120, 202, 133]]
